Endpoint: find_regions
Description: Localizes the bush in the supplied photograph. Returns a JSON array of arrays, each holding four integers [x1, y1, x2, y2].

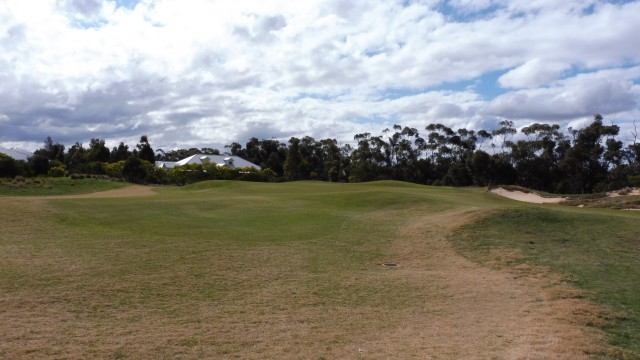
[[122, 156, 151, 183], [48, 166, 67, 178], [0, 156, 20, 178], [104, 161, 125, 179], [238, 169, 276, 182], [629, 175, 640, 187]]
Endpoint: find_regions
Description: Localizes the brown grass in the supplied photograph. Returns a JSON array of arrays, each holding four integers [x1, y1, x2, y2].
[[385, 209, 606, 359]]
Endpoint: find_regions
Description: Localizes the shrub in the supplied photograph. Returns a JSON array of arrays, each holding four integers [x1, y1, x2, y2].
[[0, 156, 20, 178], [238, 169, 274, 182], [48, 166, 67, 178]]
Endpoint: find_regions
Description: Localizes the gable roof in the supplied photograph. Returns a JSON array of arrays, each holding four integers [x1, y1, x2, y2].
[[0, 147, 32, 161], [156, 154, 261, 170]]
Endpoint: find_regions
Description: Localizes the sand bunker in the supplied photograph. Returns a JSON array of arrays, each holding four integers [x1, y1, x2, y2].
[[490, 188, 566, 204], [608, 188, 640, 197]]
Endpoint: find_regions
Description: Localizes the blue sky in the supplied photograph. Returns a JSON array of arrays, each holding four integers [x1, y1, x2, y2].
[[1, 0, 639, 151]]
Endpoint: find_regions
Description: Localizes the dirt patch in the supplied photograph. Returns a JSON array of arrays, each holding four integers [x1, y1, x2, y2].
[[491, 188, 566, 204], [50, 184, 157, 199], [385, 209, 606, 359], [0, 185, 158, 200]]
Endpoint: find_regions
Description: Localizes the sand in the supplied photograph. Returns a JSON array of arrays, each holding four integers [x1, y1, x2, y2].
[[490, 188, 567, 204]]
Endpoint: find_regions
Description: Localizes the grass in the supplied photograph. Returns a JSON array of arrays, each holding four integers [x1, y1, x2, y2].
[[0, 176, 126, 196], [1, 179, 638, 358], [0, 181, 465, 358], [453, 205, 640, 358]]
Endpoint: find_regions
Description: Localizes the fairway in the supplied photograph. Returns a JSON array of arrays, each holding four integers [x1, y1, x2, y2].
[[0, 181, 637, 359]]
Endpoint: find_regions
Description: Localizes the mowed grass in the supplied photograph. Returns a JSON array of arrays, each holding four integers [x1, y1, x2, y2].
[[1, 179, 639, 358], [453, 205, 640, 358]]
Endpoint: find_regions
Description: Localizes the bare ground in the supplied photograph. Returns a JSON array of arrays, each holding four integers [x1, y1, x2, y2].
[[385, 209, 606, 359], [0, 189, 608, 359], [43, 184, 157, 199]]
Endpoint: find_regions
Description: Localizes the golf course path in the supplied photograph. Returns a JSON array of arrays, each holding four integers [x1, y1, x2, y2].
[[382, 208, 605, 359]]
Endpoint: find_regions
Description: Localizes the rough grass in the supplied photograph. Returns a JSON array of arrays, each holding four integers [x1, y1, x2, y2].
[[0, 177, 126, 196], [562, 195, 640, 209], [453, 206, 640, 359]]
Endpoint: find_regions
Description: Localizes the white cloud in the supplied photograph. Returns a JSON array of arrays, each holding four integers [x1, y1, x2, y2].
[[499, 59, 569, 89], [485, 66, 640, 121], [0, 0, 639, 150]]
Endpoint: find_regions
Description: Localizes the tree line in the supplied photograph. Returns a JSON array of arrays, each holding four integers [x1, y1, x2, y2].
[[1, 114, 639, 193]]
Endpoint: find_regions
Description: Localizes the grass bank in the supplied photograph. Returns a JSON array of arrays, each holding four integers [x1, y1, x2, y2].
[[453, 205, 640, 358]]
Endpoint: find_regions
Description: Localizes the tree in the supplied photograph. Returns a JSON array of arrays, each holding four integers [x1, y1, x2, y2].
[[491, 120, 517, 154], [136, 135, 155, 163], [319, 138, 341, 182], [110, 142, 132, 162], [87, 138, 110, 163], [349, 133, 379, 182], [467, 150, 492, 186], [65, 142, 87, 173], [284, 137, 302, 181], [29, 154, 50, 176], [560, 114, 619, 193], [0, 153, 22, 178], [35, 136, 65, 162], [224, 142, 244, 157], [122, 156, 149, 183]]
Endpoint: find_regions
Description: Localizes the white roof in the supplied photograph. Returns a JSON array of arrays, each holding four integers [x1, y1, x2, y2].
[[0, 147, 32, 161], [156, 154, 261, 170]]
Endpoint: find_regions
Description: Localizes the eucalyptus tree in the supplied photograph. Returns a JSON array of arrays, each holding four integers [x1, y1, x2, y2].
[[65, 142, 87, 173], [386, 125, 424, 181], [560, 114, 619, 193], [36, 136, 65, 162], [490, 120, 517, 155], [135, 135, 155, 163], [349, 133, 379, 182], [318, 138, 342, 182], [87, 138, 110, 163], [110, 142, 132, 162], [284, 137, 302, 181], [509, 123, 564, 191]]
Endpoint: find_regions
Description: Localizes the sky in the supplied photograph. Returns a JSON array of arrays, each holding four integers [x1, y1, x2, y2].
[[1, 0, 640, 152]]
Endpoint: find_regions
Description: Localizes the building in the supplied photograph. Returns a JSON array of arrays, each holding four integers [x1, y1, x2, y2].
[[156, 154, 261, 170]]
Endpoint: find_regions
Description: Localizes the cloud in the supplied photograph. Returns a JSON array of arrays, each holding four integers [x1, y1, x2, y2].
[[58, 0, 104, 17], [498, 59, 570, 89], [485, 67, 640, 121], [0, 0, 639, 151]]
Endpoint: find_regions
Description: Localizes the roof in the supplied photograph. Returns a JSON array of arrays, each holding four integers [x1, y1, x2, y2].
[[155, 154, 261, 170], [0, 147, 32, 161]]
